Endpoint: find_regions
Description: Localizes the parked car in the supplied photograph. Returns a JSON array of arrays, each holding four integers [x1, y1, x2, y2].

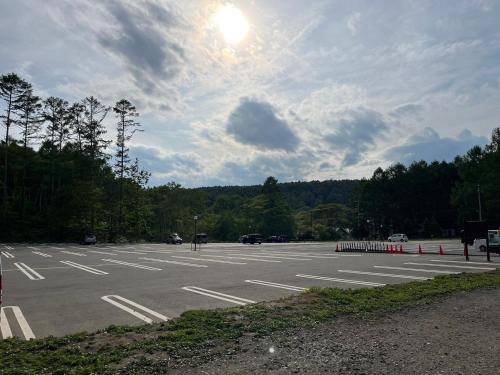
[[82, 233, 96, 245], [166, 233, 183, 244], [240, 233, 263, 244], [267, 235, 290, 243], [490, 235, 500, 254], [278, 235, 289, 243], [388, 233, 408, 242], [474, 230, 499, 252], [193, 233, 208, 244]]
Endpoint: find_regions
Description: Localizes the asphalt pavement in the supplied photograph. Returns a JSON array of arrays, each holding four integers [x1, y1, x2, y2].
[[1, 240, 498, 339]]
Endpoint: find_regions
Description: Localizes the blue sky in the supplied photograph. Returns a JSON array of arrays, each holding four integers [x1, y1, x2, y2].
[[1, 0, 498, 187]]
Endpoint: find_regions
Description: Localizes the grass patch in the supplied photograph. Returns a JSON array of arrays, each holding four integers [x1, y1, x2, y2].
[[1, 270, 500, 374]]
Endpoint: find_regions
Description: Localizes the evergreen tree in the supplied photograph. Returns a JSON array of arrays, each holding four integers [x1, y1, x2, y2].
[[68, 103, 86, 151], [247, 177, 295, 237], [0, 73, 29, 211], [43, 97, 69, 150], [81, 96, 110, 230], [113, 99, 141, 235], [15, 85, 43, 148], [127, 158, 150, 239]]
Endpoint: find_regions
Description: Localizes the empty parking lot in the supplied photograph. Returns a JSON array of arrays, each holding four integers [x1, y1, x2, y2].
[[1, 240, 498, 340]]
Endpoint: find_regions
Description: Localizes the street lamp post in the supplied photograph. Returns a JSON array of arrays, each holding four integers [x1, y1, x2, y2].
[[193, 215, 198, 251]]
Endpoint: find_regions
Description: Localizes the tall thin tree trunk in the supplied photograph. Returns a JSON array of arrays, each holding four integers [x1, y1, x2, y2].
[[21, 121, 28, 220], [3, 91, 12, 216]]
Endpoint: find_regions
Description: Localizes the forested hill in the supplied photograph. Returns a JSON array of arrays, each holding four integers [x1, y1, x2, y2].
[[193, 179, 360, 210], [2, 72, 499, 243]]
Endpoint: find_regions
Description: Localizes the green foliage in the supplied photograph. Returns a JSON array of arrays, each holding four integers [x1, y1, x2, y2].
[[451, 128, 500, 227], [2, 72, 499, 243]]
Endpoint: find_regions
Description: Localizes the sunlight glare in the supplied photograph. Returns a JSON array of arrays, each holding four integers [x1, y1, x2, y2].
[[214, 4, 249, 44]]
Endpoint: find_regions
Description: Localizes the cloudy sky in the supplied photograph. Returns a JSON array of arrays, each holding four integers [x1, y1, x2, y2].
[[1, 0, 499, 187]]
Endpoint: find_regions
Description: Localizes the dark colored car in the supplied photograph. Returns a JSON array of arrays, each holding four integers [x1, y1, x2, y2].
[[267, 235, 289, 243], [267, 235, 279, 243], [278, 235, 289, 243], [193, 233, 208, 244], [240, 233, 263, 244], [166, 233, 183, 244], [82, 233, 96, 245]]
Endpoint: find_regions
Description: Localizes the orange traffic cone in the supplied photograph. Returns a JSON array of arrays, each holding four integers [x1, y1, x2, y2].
[[418, 244, 423, 255], [439, 245, 444, 256], [335, 244, 340, 252]]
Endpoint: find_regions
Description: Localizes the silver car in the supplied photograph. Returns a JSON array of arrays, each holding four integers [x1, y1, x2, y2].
[[388, 233, 408, 242], [82, 233, 96, 245]]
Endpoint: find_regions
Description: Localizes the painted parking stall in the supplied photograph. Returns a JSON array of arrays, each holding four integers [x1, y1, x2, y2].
[[0, 241, 498, 338]]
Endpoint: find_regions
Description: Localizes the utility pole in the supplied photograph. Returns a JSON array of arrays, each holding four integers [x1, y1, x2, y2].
[[477, 184, 482, 221]]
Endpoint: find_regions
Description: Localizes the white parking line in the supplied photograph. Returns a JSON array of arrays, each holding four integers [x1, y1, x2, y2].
[[200, 254, 281, 263], [101, 295, 169, 324], [245, 280, 306, 292], [60, 251, 86, 257], [14, 262, 45, 280], [135, 250, 174, 254], [1, 306, 35, 340], [404, 262, 495, 270], [89, 250, 117, 255], [296, 274, 385, 287], [138, 257, 208, 268], [429, 259, 500, 266], [112, 250, 147, 255], [172, 256, 247, 265], [3, 245, 13, 250], [60, 261, 108, 275], [224, 254, 312, 261], [374, 266, 459, 274], [101, 259, 162, 271], [338, 270, 430, 280], [253, 252, 339, 259], [182, 286, 255, 305], [1, 251, 14, 258], [32, 251, 52, 258]]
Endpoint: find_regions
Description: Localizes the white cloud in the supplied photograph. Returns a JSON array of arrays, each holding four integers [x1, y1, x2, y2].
[[346, 12, 361, 36], [1, 0, 500, 187]]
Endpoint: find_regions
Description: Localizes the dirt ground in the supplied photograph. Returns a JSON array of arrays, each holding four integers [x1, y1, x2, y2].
[[168, 288, 500, 374]]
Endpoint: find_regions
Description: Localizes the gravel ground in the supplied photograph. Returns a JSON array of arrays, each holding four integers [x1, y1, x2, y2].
[[170, 288, 500, 374]]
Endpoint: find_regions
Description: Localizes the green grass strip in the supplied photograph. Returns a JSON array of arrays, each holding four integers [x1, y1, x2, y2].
[[1, 270, 499, 374]]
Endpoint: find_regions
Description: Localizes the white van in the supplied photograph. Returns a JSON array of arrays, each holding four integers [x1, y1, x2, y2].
[[474, 230, 499, 251], [388, 233, 408, 242]]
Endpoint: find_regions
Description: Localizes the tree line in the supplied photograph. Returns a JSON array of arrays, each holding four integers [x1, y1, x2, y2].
[[0, 73, 149, 241], [353, 127, 500, 239], [2, 72, 498, 243]]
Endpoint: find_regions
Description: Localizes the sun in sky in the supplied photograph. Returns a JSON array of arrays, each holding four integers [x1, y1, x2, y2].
[[213, 3, 249, 45]]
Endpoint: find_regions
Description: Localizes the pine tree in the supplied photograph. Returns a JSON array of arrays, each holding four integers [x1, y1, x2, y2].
[[43, 96, 69, 151], [128, 158, 150, 239], [0, 73, 29, 210], [113, 99, 142, 235], [14, 84, 43, 218], [68, 103, 86, 151], [15, 85, 43, 148], [81, 96, 110, 230]]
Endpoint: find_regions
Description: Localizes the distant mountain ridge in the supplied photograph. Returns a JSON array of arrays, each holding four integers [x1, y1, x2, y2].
[[191, 179, 361, 210]]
